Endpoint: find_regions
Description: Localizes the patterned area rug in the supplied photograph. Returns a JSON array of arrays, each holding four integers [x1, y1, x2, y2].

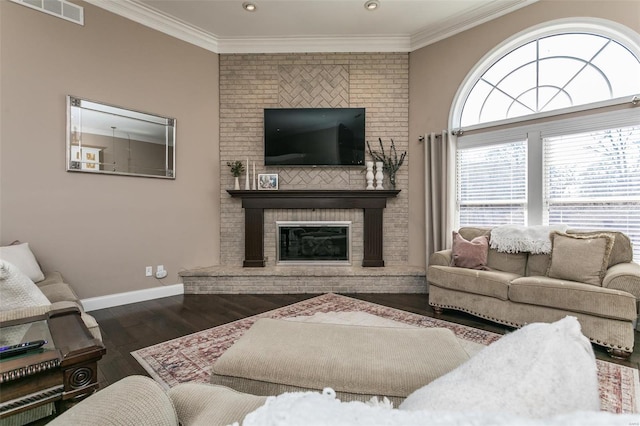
[[131, 293, 639, 414]]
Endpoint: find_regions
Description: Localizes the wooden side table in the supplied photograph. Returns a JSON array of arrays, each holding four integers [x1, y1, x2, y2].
[[0, 307, 106, 420]]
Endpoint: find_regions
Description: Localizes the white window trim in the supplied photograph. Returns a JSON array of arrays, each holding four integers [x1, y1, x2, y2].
[[458, 108, 640, 148]]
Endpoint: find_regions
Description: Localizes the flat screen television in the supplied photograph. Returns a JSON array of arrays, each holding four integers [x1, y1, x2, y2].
[[264, 108, 365, 166]]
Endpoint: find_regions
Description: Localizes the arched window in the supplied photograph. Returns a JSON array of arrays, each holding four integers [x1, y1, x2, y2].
[[452, 19, 640, 260], [452, 19, 640, 129]]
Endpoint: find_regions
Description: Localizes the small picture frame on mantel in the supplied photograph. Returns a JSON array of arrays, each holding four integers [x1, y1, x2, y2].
[[258, 173, 278, 190]]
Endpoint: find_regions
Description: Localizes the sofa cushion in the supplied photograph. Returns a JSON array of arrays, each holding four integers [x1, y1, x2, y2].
[[450, 231, 488, 270], [525, 253, 551, 277], [567, 230, 633, 267], [0, 260, 51, 312], [0, 242, 45, 283], [399, 317, 601, 418], [487, 249, 528, 275], [509, 276, 637, 321], [547, 232, 614, 286], [428, 265, 517, 301], [457, 227, 491, 241], [36, 271, 64, 287], [38, 282, 81, 305]]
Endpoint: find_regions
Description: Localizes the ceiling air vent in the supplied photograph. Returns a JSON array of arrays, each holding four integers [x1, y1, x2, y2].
[[10, 0, 84, 25]]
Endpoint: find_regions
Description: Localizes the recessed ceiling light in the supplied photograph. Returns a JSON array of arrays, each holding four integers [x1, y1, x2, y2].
[[242, 2, 256, 12], [364, 0, 379, 11]]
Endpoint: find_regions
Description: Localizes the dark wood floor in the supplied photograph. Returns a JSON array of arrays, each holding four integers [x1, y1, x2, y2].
[[91, 293, 640, 389]]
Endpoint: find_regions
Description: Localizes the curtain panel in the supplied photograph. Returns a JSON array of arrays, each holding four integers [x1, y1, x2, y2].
[[424, 131, 457, 266]]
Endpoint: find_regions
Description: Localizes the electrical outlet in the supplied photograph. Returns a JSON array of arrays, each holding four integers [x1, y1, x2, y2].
[[145, 266, 153, 277], [155, 265, 168, 279]]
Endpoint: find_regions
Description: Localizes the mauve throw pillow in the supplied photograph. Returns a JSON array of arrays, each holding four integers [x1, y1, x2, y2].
[[451, 231, 489, 270]]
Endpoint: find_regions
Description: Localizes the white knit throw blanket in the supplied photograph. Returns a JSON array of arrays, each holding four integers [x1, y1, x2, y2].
[[240, 390, 638, 426], [489, 225, 568, 254]]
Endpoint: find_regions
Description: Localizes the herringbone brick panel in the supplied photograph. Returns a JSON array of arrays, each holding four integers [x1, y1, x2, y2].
[[278, 65, 349, 108], [277, 168, 351, 188]]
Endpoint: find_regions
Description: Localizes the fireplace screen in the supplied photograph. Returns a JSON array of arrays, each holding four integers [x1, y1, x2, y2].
[[277, 221, 351, 264]]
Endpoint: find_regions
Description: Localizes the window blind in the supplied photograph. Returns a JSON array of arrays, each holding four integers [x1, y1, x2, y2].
[[457, 140, 527, 227], [543, 125, 640, 259]]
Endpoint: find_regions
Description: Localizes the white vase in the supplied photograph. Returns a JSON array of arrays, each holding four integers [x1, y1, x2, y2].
[[234, 176, 240, 190], [365, 161, 375, 190], [375, 161, 384, 190]]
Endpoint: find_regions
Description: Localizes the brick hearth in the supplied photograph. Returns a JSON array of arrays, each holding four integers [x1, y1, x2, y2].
[[180, 265, 426, 294]]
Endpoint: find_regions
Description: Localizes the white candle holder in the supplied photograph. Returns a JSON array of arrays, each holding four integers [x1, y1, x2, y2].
[[251, 162, 256, 190], [245, 159, 250, 190], [365, 161, 375, 190], [375, 161, 384, 190]]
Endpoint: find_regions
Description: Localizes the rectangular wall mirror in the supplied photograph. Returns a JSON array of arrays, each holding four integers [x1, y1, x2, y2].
[[67, 95, 176, 179]]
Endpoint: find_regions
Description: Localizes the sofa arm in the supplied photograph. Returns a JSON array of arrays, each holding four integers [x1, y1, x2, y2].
[[0, 303, 79, 326], [429, 249, 452, 267], [50, 300, 80, 311], [48, 375, 178, 426], [168, 383, 267, 426], [602, 262, 640, 300], [0, 305, 51, 323]]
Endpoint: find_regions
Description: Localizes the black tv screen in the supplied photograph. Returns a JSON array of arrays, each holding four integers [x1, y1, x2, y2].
[[264, 108, 365, 166]]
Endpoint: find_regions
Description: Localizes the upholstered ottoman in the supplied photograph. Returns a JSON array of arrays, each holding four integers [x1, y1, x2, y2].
[[210, 318, 470, 405]]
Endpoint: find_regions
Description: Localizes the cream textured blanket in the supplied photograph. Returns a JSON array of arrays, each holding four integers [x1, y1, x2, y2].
[[241, 390, 638, 426], [489, 225, 568, 254]]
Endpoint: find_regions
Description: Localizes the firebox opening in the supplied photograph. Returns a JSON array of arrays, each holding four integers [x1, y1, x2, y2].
[[276, 221, 351, 265]]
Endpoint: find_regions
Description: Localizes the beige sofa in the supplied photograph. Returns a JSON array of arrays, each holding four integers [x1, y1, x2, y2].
[[428, 227, 640, 358], [0, 271, 101, 341], [0, 268, 102, 426]]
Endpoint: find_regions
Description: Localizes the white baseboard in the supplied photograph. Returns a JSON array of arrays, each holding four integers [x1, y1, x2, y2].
[[81, 283, 184, 312]]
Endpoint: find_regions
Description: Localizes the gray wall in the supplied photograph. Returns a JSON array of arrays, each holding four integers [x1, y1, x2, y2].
[[0, 0, 220, 298]]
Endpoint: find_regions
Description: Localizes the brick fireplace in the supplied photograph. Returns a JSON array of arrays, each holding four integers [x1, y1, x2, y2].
[[180, 189, 426, 294], [178, 52, 426, 294]]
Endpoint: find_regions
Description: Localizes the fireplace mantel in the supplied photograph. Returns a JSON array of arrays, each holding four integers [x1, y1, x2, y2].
[[227, 190, 400, 267]]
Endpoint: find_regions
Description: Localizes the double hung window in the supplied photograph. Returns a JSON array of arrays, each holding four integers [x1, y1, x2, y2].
[[453, 20, 640, 259], [457, 140, 527, 227]]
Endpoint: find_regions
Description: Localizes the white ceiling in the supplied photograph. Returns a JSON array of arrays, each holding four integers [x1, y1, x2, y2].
[[85, 0, 538, 54]]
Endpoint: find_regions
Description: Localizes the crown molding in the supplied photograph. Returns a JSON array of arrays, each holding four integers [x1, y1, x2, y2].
[[85, 0, 538, 54], [83, 0, 220, 53], [216, 35, 411, 54], [411, 0, 539, 51]]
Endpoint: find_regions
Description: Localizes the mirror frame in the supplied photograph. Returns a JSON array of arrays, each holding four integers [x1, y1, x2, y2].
[[66, 95, 176, 179]]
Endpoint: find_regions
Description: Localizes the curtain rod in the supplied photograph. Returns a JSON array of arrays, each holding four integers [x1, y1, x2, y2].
[[418, 133, 444, 142]]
